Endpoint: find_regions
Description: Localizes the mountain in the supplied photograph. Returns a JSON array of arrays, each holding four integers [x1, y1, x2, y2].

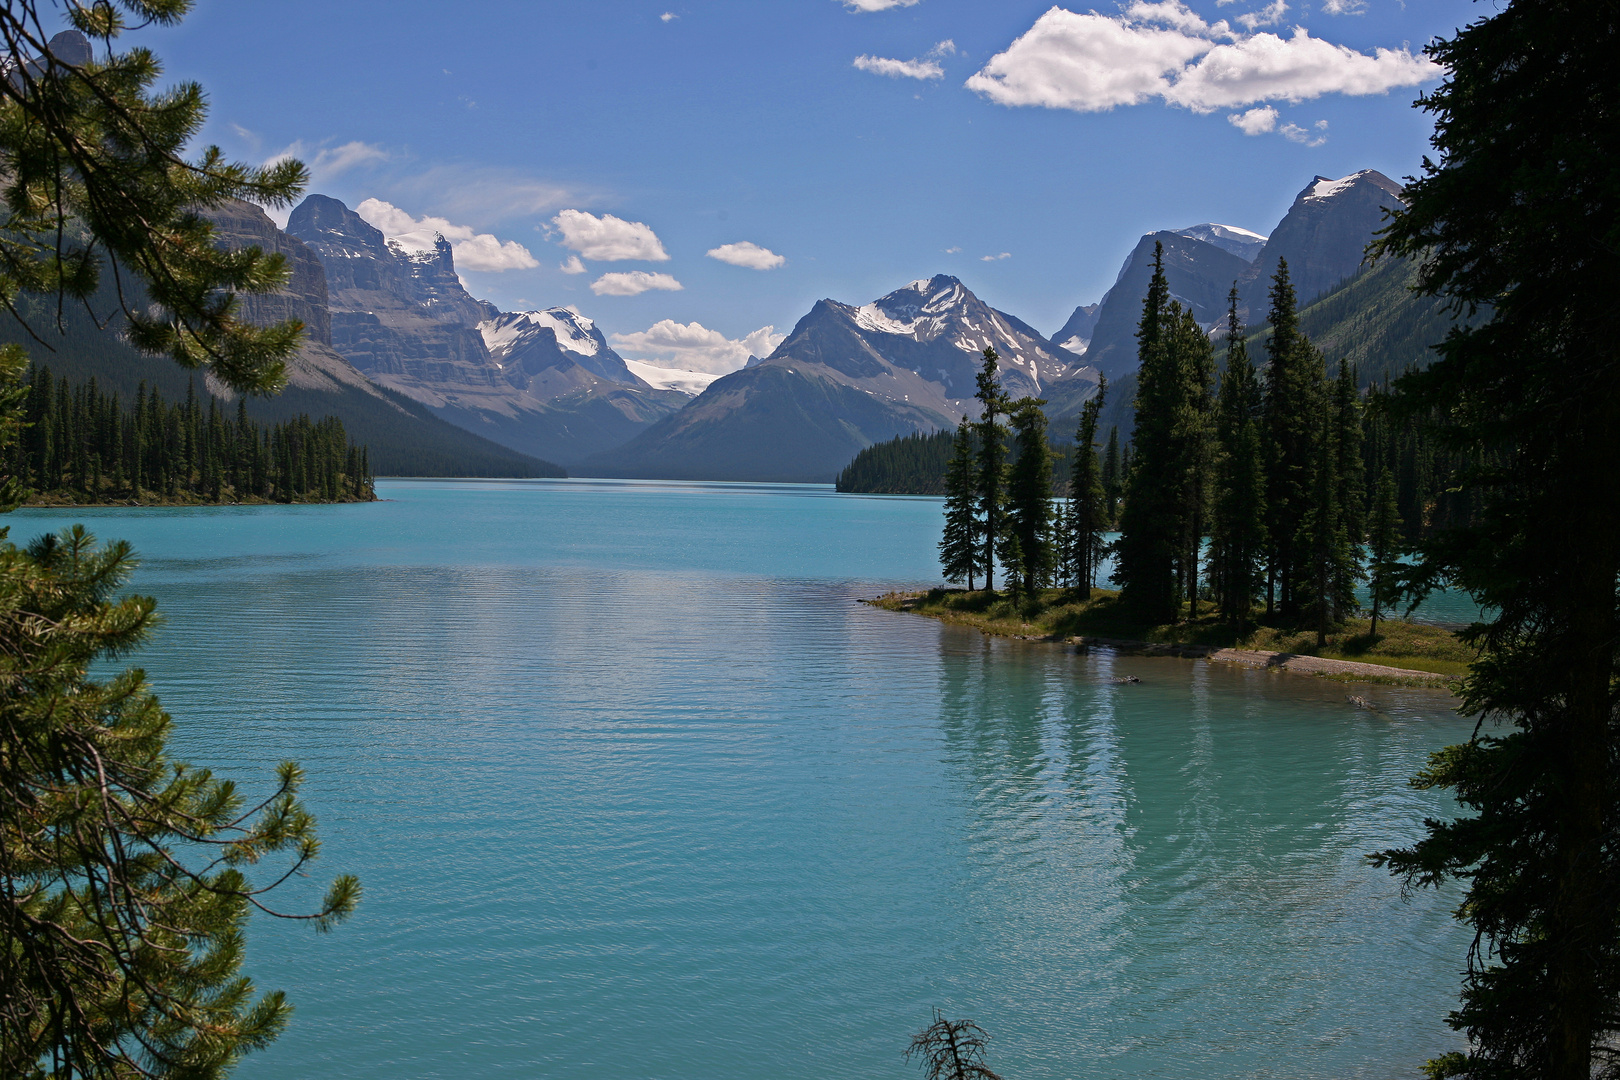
[[285, 194, 686, 466], [1072, 231, 1254, 383], [1052, 303, 1100, 355], [581, 275, 1098, 483], [1173, 222, 1267, 261], [1240, 169, 1406, 314], [0, 199, 560, 478]]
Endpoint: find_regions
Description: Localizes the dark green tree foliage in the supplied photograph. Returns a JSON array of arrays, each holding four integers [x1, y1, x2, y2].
[[1069, 377, 1108, 592], [1369, 5, 1620, 1079], [1209, 289, 1267, 628], [1115, 244, 1182, 620], [1117, 244, 1213, 622], [13, 367, 374, 503], [0, 525, 358, 1079], [938, 420, 979, 589], [1297, 392, 1357, 647], [1101, 425, 1121, 524], [0, 3, 307, 395], [1259, 259, 1328, 619], [835, 430, 954, 494], [1169, 305, 1215, 615], [1004, 396, 1053, 594], [1365, 464, 1402, 637], [974, 348, 1008, 592], [1331, 360, 1366, 618]]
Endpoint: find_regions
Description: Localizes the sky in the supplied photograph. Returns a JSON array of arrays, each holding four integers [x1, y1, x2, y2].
[[135, 0, 1478, 374]]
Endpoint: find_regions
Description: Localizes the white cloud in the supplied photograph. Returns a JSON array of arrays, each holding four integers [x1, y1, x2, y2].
[[660, 11, 677, 20], [840, 0, 919, 10], [611, 320, 786, 375], [552, 209, 670, 262], [980, 251, 1012, 261], [1320, 0, 1366, 12], [1228, 104, 1278, 134], [559, 255, 587, 275], [966, 7, 1439, 115], [591, 271, 684, 297], [855, 39, 956, 81], [355, 198, 538, 272], [1280, 118, 1329, 145], [1234, 0, 1287, 31], [706, 241, 786, 270], [855, 54, 943, 80], [945, 246, 962, 253]]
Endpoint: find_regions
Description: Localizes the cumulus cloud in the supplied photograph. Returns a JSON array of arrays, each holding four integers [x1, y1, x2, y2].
[[840, 0, 919, 10], [945, 246, 962, 253], [1320, 0, 1366, 12], [560, 255, 587, 275], [1228, 104, 1278, 134], [591, 271, 684, 297], [854, 39, 955, 81], [706, 241, 786, 270], [966, 7, 1439, 115], [552, 209, 670, 262], [661, 11, 677, 20], [611, 320, 786, 375], [980, 252, 1012, 261], [355, 198, 539, 272], [1234, 0, 1287, 31]]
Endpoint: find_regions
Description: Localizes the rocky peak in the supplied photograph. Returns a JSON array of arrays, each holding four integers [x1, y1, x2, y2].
[[1242, 169, 1407, 312]]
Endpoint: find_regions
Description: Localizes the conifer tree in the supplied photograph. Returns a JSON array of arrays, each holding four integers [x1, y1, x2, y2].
[[1101, 425, 1121, 525], [973, 347, 1008, 592], [1298, 395, 1356, 647], [1115, 244, 1181, 620], [1365, 464, 1402, 637], [1331, 360, 1366, 621], [1170, 306, 1215, 619], [1259, 259, 1326, 619], [1070, 377, 1108, 593], [938, 419, 979, 589], [1370, 7, 1620, 1078], [1005, 397, 1053, 594], [1209, 288, 1266, 629]]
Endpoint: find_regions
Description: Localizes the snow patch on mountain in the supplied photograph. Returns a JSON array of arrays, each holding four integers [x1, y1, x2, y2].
[[623, 359, 721, 395], [480, 308, 602, 361], [1305, 172, 1365, 202]]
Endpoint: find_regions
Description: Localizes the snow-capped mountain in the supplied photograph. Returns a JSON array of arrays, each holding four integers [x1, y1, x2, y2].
[[285, 194, 686, 466], [580, 275, 1099, 483], [1173, 222, 1267, 261], [1240, 169, 1406, 314], [479, 307, 646, 387]]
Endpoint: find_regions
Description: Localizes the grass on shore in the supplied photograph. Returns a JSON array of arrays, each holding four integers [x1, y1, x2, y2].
[[870, 586, 1476, 677]]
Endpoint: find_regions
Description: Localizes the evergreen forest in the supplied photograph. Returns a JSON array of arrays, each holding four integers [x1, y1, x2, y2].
[[14, 366, 375, 505]]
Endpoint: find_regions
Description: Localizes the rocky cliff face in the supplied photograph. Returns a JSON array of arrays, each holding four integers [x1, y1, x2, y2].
[[284, 193, 685, 465], [204, 199, 406, 401]]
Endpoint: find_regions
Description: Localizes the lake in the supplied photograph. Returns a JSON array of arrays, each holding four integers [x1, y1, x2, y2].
[[15, 478, 1473, 1080]]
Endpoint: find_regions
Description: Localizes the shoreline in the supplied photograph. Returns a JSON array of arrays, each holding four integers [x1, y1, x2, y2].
[[866, 589, 1461, 689]]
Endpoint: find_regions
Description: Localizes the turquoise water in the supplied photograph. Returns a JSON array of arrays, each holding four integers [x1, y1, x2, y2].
[[15, 480, 1472, 1080]]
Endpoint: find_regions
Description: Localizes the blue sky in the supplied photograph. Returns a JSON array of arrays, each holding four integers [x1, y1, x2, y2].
[[144, 0, 1476, 372]]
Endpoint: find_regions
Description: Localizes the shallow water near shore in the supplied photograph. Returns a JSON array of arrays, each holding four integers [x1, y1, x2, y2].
[[16, 478, 1472, 1080]]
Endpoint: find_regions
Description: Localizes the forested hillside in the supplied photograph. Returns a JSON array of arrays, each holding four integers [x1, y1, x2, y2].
[[15, 368, 374, 505], [834, 431, 953, 494]]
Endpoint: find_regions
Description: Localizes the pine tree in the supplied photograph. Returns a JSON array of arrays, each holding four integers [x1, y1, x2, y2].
[[1331, 360, 1366, 622], [1170, 306, 1215, 619], [1369, 7, 1620, 1078], [1101, 425, 1121, 525], [938, 419, 979, 589], [1259, 259, 1327, 620], [1005, 396, 1054, 593], [1071, 377, 1108, 593], [1297, 395, 1356, 647], [974, 348, 1009, 592], [1209, 288, 1267, 630], [1365, 464, 1402, 637], [1115, 244, 1181, 621]]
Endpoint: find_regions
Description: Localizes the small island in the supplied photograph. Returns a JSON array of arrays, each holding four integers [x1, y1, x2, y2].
[[871, 586, 1470, 687]]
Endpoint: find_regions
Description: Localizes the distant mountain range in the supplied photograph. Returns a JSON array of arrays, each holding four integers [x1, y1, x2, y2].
[[4, 168, 1429, 483]]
